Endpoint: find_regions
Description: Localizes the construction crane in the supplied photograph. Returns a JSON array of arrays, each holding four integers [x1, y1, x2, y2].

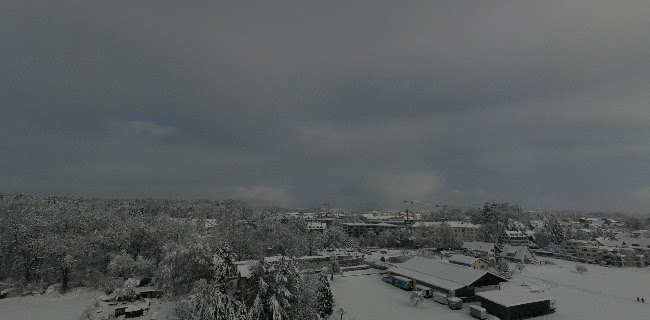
[[403, 200, 434, 227], [323, 203, 330, 216]]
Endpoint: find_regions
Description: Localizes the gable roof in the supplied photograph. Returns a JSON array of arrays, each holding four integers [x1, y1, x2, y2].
[[447, 254, 486, 266], [499, 245, 532, 261], [477, 288, 554, 307], [388, 257, 505, 291]]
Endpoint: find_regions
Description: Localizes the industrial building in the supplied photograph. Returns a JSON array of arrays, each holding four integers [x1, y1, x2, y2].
[[387, 257, 507, 298]]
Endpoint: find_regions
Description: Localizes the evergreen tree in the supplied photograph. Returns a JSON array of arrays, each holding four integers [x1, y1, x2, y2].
[[316, 272, 334, 318], [549, 220, 566, 245], [174, 279, 246, 320], [246, 257, 301, 320], [213, 242, 237, 294]]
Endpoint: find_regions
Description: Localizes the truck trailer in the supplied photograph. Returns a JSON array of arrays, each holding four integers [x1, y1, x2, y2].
[[448, 297, 463, 310], [415, 285, 432, 298], [391, 275, 413, 290], [432, 292, 448, 305], [469, 305, 487, 319]]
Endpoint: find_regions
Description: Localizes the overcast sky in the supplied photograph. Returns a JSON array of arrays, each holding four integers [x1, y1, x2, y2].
[[1, 1, 649, 212]]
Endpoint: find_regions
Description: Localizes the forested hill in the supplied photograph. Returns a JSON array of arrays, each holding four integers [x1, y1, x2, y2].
[[0, 194, 254, 219]]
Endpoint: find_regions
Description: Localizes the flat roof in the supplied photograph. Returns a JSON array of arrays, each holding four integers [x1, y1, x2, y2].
[[476, 288, 554, 307]]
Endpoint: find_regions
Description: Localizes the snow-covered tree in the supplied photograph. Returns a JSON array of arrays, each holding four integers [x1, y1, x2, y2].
[[548, 220, 566, 245], [436, 222, 462, 249], [245, 257, 302, 320], [107, 250, 135, 278], [496, 260, 511, 279], [110, 278, 138, 301], [133, 255, 156, 276], [410, 290, 424, 306], [158, 235, 214, 296], [576, 265, 587, 274], [316, 272, 334, 318], [213, 242, 237, 294], [173, 279, 247, 320], [329, 255, 341, 280], [534, 225, 552, 249]]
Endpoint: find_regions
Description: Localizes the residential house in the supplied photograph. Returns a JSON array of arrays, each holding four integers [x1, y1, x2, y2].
[[461, 242, 501, 263], [447, 254, 489, 270], [499, 245, 535, 264]]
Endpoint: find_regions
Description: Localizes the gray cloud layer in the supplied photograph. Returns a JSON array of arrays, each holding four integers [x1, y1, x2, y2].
[[1, 1, 649, 212]]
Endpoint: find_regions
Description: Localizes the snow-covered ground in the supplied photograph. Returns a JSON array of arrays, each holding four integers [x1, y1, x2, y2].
[[0, 289, 97, 320], [330, 271, 491, 320], [510, 258, 650, 319], [0, 289, 175, 320], [331, 257, 650, 320]]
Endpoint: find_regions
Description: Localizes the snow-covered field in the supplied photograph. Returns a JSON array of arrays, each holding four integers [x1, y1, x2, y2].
[[331, 257, 650, 320], [0, 289, 97, 320], [511, 258, 650, 319], [0, 289, 175, 320]]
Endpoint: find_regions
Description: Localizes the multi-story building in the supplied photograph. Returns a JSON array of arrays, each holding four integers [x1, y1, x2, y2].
[[342, 222, 401, 237], [595, 237, 650, 267], [499, 231, 529, 246], [577, 246, 616, 264], [306, 221, 326, 233], [576, 246, 636, 267], [412, 221, 480, 242], [564, 239, 598, 255]]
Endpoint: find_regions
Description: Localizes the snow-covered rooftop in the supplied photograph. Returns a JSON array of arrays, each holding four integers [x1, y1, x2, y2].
[[447, 254, 484, 266], [476, 288, 553, 307], [411, 221, 479, 229], [461, 241, 497, 253], [500, 245, 531, 261], [388, 257, 501, 291]]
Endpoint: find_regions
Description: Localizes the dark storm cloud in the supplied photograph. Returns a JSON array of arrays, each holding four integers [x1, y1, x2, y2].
[[1, 1, 649, 211]]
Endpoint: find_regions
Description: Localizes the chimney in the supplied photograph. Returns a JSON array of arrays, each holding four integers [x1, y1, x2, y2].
[[267, 247, 273, 257]]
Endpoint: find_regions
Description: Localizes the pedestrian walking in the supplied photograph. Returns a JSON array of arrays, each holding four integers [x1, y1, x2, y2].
[[643, 298, 645, 303], [637, 297, 640, 302]]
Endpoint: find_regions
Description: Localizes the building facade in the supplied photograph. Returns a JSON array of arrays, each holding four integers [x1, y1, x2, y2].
[[499, 231, 529, 246]]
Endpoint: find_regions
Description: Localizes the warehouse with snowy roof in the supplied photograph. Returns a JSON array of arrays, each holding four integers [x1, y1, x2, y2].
[[476, 288, 556, 320], [387, 257, 508, 298]]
